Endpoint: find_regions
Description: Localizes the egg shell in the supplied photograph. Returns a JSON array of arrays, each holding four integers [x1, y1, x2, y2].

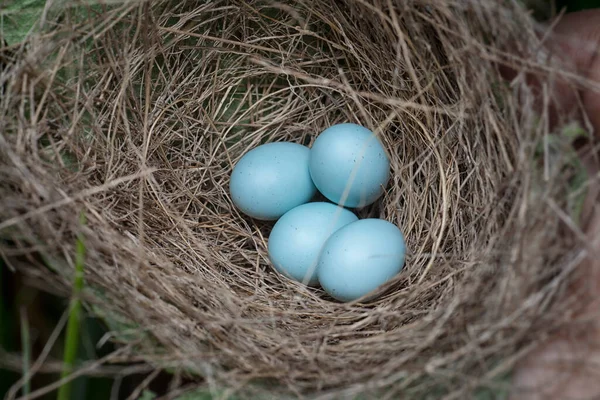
[[309, 123, 390, 208], [268, 202, 358, 286], [317, 218, 406, 302], [230, 142, 317, 220]]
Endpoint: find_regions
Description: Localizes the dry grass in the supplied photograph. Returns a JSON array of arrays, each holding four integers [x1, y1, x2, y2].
[[0, 0, 592, 398]]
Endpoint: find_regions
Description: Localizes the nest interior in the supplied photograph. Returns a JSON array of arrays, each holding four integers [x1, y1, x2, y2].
[[0, 0, 587, 397]]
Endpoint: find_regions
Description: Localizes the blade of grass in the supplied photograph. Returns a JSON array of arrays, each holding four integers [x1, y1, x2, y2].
[[57, 213, 86, 400], [19, 307, 31, 397], [0, 257, 5, 348]]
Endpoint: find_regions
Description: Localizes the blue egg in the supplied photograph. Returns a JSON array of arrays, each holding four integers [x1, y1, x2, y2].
[[230, 142, 317, 220], [268, 202, 358, 286], [317, 219, 406, 302], [309, 123, 390, 208]]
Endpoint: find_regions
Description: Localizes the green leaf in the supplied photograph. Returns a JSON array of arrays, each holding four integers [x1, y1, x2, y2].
[[89, 294, 146, 344], [473, 374, 511, 400], [0, 0, 46, 45], [139, 390, 157, 400], [1, 0, 118, 45], [567, 156, 588, 224], [174, 388, 233, 400], [560, 123, 590, 224], [561, 121, 589, 144]]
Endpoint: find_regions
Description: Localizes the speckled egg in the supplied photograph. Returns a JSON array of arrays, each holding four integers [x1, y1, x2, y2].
[[317, 219, 406, 302], [268, 202, 358, 286], [309, 123, 390, 208], [230, 142, 317, 220]]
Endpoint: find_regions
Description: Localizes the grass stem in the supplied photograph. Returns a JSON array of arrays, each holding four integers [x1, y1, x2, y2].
[[20, 307, 31, 397], [57, 213, 86, 400]]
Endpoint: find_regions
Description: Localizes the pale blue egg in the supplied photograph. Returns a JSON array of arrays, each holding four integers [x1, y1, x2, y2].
[[268, 202, 358, 286], [309, 123, 390, 208], [230, 142, 317, 220], [317, 219, 406, 302]]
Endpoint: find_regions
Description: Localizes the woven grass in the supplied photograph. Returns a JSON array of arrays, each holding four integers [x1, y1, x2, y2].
[[0, 0, 591, 398]]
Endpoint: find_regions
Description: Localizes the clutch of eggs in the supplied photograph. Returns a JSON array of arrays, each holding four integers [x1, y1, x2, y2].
[[229, 123, 406, 302]]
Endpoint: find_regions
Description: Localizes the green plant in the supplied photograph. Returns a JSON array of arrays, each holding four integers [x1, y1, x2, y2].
[[56, 213, 86, 400], [0, 0, 45, 45], [557, 0, 600, 11], [19, 309, 31, 397]]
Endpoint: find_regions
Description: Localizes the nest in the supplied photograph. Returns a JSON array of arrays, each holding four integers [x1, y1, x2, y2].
[[0, 0, 589, 398]]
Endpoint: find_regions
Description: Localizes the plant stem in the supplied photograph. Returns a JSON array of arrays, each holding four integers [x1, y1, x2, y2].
[[0, 258, 4, 348], [57, 214, 86, 400], [20, 307, 31, 397]]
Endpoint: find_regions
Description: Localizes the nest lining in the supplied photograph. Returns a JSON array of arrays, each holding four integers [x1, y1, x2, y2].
[[0, 0, 587, 397]]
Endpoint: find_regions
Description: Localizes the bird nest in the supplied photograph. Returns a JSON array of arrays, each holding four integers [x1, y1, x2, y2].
[[0, 0, 588, 398]]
